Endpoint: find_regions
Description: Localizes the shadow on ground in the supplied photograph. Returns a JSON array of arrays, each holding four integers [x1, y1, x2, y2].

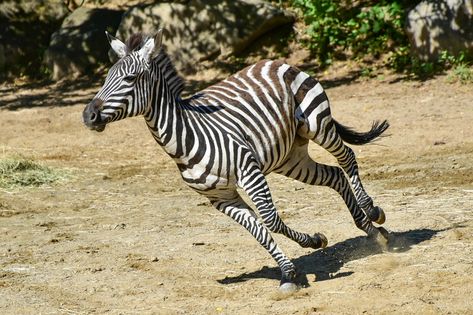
[[218, 228, 446, 287], [0, 76, 103, 110]]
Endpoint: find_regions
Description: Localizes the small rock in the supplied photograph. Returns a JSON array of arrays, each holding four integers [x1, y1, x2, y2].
[[113, 223, 126, 230], [307, 274, 317, 282], [91, 267, 105, 273], [279, 282, 299, 294]]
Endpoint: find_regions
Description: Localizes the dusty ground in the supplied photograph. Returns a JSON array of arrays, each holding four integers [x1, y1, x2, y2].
[[0, 72, 472, 314]]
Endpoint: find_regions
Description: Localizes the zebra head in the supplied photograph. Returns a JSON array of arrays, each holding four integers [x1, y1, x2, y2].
[[83, 30, 163, 132]]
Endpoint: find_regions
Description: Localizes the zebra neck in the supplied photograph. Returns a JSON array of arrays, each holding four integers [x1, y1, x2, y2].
[[154, 50, 185, 97], [144, 51, 188, 157], [144, 76, 185, 157]]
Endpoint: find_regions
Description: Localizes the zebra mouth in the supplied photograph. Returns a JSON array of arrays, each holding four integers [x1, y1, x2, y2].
[[83, 98, 108, 132], [83, 115, 107, 132], [90, 123, 106, 132]]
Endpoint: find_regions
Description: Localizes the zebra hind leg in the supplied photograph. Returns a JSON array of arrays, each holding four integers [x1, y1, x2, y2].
[[309, 124, 386, 225], [289, 69, 387, 225], [209, 194, 300, 292], [274, 138, 388, 243], [319, 136, 386, 225], [336, 145, 386, 224]]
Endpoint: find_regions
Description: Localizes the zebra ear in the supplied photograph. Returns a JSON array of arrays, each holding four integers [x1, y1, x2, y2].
[[153, 29, 164, 53], [139, 29, 164, 62], [106, 31, 127, 59]]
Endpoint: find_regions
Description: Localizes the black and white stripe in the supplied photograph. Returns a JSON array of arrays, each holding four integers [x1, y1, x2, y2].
[[84, 31, 389, 289]]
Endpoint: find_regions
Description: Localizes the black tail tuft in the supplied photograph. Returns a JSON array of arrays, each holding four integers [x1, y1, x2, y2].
[[334, 119, 390, 145]]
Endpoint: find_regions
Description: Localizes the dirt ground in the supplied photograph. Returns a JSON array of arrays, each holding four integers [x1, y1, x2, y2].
[[1, 71, 472, 314]]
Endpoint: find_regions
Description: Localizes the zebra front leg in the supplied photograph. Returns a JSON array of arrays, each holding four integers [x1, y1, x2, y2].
[[209, 195, 299, 292]]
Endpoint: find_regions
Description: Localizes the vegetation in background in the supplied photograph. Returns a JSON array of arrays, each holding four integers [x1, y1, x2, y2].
[[283, 0, 473, 81], [1, 0, 472, 82], [448, 63, 473, 83], [391, 48, 473, 81], [287, 0, 408, 65], [0, 156, 69, 188]]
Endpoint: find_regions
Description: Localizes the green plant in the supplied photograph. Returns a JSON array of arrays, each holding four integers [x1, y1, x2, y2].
[[288, 0, 408, 66], [347, 2, 405, 57], [389, 49, 473, 80], [439, 51, 473, 83], [294, 0, 342, 64], [449, 63, 473, 83]]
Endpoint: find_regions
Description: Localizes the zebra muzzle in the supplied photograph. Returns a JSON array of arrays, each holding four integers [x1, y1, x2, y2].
[[83, 98, 106, 132]]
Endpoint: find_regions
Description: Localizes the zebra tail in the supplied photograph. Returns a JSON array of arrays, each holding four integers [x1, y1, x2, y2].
[[334, 119, 390, 145]]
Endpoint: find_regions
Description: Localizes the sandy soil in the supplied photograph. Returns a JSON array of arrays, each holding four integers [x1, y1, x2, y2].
[[1, 72, 472, 314]]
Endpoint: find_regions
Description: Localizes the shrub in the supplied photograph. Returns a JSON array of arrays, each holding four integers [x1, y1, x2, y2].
[[288, 0, 407, 65]]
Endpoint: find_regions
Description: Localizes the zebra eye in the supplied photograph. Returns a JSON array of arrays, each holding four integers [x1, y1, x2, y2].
[[123, 75, 136, 82]]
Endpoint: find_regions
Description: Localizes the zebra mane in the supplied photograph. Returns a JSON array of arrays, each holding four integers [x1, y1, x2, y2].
[[125, 32, 185, 97], [125, 33, 145, 52]]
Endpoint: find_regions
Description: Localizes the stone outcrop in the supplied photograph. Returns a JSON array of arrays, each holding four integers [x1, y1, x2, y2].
[[44, 7, 124, 80], [406, 0, 473, 60], [0, 0, 68, 79], [114, 0, 294, 74]]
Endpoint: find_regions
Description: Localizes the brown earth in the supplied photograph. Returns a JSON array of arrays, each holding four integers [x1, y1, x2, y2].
[[1, 70, 472, 314]]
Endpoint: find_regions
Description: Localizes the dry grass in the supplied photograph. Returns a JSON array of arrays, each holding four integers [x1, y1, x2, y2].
[[0, 156, 69, 188]]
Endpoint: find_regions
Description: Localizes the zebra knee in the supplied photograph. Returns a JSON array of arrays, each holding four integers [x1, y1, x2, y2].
[[260, 211, 285, 233], [265, 220, 284, 234]]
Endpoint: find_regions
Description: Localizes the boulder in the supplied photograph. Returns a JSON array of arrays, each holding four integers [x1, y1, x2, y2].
[[0, 0, 68, 79], [406, 0, 473, 61], [115, 0, 294, 74], [44, 7, 124, 80]]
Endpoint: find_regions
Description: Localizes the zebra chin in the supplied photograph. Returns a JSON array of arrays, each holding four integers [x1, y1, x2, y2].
[[88, 123, 107, 132], [82, 114, 107, 132]]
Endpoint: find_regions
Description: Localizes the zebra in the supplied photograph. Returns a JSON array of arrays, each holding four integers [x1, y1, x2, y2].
[[83, 30, 390, 292]]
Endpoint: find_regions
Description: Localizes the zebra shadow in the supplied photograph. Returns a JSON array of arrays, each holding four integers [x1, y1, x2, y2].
[[217, 228, 447, 287]]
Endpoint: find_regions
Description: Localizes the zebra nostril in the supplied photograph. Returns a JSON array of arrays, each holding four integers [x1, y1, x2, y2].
[[90, 112, 98, 122]]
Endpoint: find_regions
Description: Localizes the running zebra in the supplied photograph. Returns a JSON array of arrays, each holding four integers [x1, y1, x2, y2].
[[83, 30, 390, 291]]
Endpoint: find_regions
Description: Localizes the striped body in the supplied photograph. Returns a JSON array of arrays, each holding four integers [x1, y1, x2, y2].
[[83, 32, 389, 289], [150, 60, 330, 193]]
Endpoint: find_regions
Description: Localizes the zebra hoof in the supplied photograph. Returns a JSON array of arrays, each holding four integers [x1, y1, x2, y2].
[[279, 282, 299, 294], [305, 233, 328, 249], [367, 206, 386, 224], [374, 206, 386, 224], [314, 233, 328, 248]]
